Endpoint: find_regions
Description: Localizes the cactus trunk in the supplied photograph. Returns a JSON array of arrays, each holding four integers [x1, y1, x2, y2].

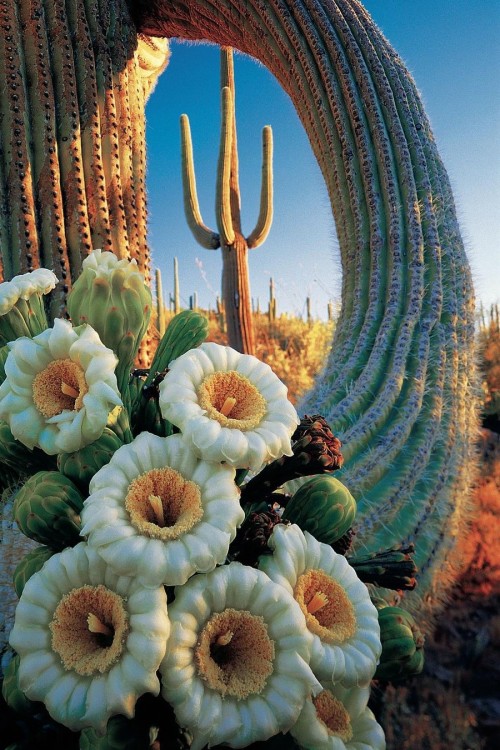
[[221, 233, 256, 354], [133, 0, 477, 619], [0, 0, 169, 364]]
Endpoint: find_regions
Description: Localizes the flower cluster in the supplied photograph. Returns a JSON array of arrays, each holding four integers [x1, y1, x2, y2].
[[0, 252, 422, 749]]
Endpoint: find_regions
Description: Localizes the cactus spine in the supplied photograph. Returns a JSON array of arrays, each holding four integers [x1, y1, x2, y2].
[[135, 0, 477, 619], [180, 47, 274, 354]]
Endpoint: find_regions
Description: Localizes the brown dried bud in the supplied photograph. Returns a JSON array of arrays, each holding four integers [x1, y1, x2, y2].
[[228, 510, 285, 567], [331, 527, 356, 556], [240, 414, 343, 505], [291, 415, 344, 473], [347, 544, 418, 591]]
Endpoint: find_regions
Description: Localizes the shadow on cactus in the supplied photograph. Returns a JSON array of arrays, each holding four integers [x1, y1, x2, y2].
[[1, 254, 425, 748]]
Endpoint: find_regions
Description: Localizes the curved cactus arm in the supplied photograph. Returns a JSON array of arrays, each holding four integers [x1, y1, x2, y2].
[[133, 0, 478, 619], [246, 124, 274, 249], [215, 86, 236, 246], [180, 113, 220, 249]]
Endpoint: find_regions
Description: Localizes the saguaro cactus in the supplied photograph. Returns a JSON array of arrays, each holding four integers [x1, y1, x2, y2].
[[180, 47, 274, 354], [0, 0, 478, 622], [0, 1, 169, 364], [155, 267, 166, 336], [135, 0, 477, 618]]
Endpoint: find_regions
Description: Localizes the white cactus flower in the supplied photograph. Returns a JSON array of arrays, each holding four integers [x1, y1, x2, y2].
[[158, 342, 300, 471], [0, 268, 57, 315], [258, 524, 381, 687], [290, 680, 386, 750], [9, 542, 170, 734], [160, 562, 321, 750], [81, 432, 245, 588], [79, 248, 141, 278], [0, 318, 122, 455]]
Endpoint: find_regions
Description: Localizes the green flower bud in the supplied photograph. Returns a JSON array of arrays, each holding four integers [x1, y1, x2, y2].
[[67, 250, 152, 394], [13, 545, 54, 598], [147, 309, 209, 381], [13, 471, 85, 550], [282, 475, 357, 545], [57, 427, 124, 493], [375, 605, 425, 682]]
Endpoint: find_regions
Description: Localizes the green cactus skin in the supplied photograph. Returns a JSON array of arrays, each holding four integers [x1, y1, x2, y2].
[[57, 428, 124, 493], [13, 471, 85, 550], [13, 545, 54, 598], [133, 0, 477, 620], [282, 475, 356, 545], [180, 47, 273, 355], [374, 605, 425, 683]]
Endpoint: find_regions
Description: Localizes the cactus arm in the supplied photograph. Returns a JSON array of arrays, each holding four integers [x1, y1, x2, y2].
[[215, 86, 236, 246], [220, 46, 242, 230], [246, 125, 274, 249], [134, 0, 478, 619], [180, 113, 220, 249]]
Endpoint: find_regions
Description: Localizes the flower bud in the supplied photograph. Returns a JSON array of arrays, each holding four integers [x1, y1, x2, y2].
[[375, 605, 425, 682], [13, 471, 85, 550], [282, 475, 357, 545], [67, 250, 152, 387]]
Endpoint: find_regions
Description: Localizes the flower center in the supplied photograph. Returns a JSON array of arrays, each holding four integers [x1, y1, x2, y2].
[[198, 371, 267, 430], [195, 608, 275, 698], [313, 689, 353, 741], [125, 467, 203, 540], [294, 569, 356, 643], [32, 358, 88, 417], [50, 585, 128, 676]]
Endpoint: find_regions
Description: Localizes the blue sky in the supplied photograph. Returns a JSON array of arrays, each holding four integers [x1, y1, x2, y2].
[[145, 0, 500, 319]]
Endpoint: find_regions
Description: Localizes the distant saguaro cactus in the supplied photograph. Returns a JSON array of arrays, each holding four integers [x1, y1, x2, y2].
[[268, 277, 277, 324], [172, 256, 181, 314], [180, 47, 274, 354], [155, 268, 166, 336]]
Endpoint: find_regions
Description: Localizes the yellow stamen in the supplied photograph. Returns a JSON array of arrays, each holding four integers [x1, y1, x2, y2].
[[195, 608, 275, 699], [216, 630, 234, 646], [198, 371, 267, 429], [51, 585, 128, 676], [87, 612, 113, 637], [149, 494, 165, 527], [294, 569, 357, 644], [307, 591, 329, 615], [61, 381, 80, 399], [220, 396, 237, 417]]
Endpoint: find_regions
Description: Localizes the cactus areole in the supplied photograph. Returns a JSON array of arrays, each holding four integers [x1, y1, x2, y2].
[[0, 0, 477, 618]]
